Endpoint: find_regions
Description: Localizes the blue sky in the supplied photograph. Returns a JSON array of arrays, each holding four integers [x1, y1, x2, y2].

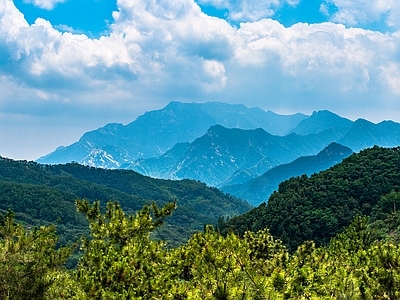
[[1, 0, 400, 160]]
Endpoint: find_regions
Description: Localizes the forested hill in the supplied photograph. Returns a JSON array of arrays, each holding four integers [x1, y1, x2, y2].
[[0, 157, 251, 246], [218, 146, 400, 251]]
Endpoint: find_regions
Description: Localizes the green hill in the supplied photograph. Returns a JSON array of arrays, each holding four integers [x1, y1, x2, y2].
[[218, 146, 400, 250], [0, 157, 251, 246]]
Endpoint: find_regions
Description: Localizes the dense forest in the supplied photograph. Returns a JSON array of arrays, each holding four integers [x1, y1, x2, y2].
[[218, 146, 400, 250], [0, 157, 251, 246], [1, 146, 400, 298], [1, 197, 400, 299]]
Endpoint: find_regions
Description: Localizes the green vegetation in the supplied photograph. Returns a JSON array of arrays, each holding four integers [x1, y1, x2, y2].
[[0, 210, 72, 299], [1, 199, 400, 299], [1, 146, 400, 298], [219, 146, 400, 250], [0, 158, 251, 246]]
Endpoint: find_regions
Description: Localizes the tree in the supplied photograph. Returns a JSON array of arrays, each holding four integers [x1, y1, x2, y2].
[[75, 199, 179, 299], [0, 210, 71, 300]]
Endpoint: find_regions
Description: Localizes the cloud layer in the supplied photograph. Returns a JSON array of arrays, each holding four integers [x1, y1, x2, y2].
[[197, 0, 300, 22], [324, 0, 400, 29], [1, 0, 400, 159], [23, 0, 66, 10]]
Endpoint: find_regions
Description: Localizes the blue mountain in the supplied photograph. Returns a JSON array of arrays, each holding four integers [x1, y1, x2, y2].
[[37, 101, 307, 167]]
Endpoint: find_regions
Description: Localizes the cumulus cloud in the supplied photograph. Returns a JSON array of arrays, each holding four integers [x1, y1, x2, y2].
[[196, 0, 300, 22], [23, 0, 66, 10], [325, 0, 400, 30], [1, 0, 400, 129]]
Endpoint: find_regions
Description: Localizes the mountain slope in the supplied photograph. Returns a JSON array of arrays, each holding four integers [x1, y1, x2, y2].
[[222, 142, 353, 205], [218, 146, 400, 251], [0, 156, 252, 246], [37, 102, 307, 167], [131, 125, 349, 186]]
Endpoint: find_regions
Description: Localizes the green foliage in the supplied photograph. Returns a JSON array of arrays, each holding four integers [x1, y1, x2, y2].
[[75, 199, 179, 299], [220, 146, 400, 250], [0, 210, 71, 300], [2, 199, 400, 299], [0, 157, 251, 247], [2, 146, 400, 298]]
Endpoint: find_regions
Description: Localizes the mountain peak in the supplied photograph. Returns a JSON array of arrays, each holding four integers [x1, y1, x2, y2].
[[290, 110, 353, 136], [317, 142, 353, 158]]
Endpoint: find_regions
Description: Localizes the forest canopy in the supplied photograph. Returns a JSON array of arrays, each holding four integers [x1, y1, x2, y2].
[[1, 198, 400, 299], [1, 146, 400, 298], [218, 146, 400, 251]]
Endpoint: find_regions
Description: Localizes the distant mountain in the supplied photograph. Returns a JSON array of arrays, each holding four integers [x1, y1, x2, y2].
[[130, 125, 350, 186], [37, 102, 307, 167], [0, 156, 251, 246], [290, 110, 353, 136], [36, 102, 400, 189], [222, 143, 353, 205], [129, 112, 400, 187], [338, 119, 400, 152]]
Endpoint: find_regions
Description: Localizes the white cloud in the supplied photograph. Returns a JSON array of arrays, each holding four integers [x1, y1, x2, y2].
[[23, 0, 66, 10], [2, 0, 400, 100], [380, 62, 400, 95], [325, 0, 400, 30], [319, 3, 330, 16], [196, 0, 300, 22], [54, 24, 84, 34]]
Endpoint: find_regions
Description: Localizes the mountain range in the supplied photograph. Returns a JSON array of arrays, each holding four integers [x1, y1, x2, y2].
[[37, 102, 307, 167], [37, 102, 400, 204], [130, 124, 349, 187]]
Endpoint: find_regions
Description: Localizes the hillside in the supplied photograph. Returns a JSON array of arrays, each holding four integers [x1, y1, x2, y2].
[[222, 142, 353, 205], [218, 146, 400, 250], [0, 157, 251, 246]]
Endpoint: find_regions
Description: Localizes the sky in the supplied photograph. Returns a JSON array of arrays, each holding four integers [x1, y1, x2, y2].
[[1, 0, 400, 160]]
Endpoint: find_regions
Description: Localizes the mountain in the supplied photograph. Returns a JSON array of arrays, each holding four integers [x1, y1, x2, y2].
[[290, 110, 353, 136], [130, 125, 350, 186], [35, 102, 400, 189], [222, 142, 353, 205], [0, 156, 252, 246], [338, 119, 400, 152], [130, 112, 400, 187], [218, 146, 400, 251], [37, 102, 307, 167]]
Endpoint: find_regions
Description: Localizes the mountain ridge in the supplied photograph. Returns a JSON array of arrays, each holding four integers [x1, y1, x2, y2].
[[36, 102, 308, 166], [36, 101, 306, 168], [35, 102, 400, 192], [222, 142, 353, 205], [130, 125, 343, 186]]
